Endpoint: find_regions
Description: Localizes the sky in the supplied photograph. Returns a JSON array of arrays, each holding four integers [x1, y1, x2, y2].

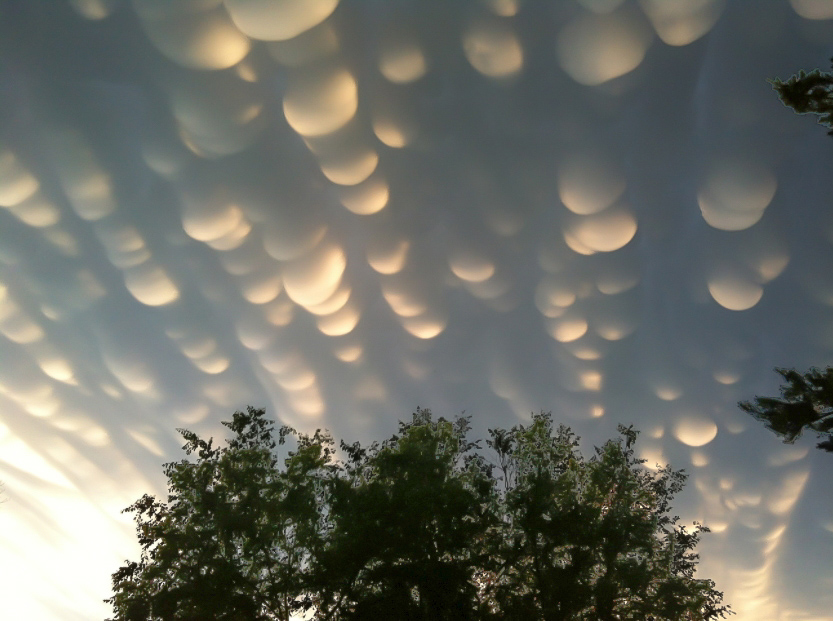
[[1, 0, 833, 619]]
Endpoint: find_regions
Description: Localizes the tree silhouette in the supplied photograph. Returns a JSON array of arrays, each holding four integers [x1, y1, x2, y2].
[[770, 58, 833, 136], [740, 367, 833, 453], [107, 407, 732, 620]]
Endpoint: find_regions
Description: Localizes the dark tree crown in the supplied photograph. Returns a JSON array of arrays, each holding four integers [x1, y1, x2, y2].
[[106, 407, 732, 621], [770, 58, 833, 136], [740, 367, 833, 453]]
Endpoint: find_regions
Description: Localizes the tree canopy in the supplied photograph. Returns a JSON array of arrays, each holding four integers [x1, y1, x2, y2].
[[770, 58, 833, 135], [106, 407, 732, 621], [740, 367, 833, 453]]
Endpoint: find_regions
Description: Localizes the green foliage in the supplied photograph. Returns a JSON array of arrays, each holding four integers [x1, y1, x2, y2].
[[481, 413, 729, 621], [107, 407, 732, 620], [106, 406, 337, 621], [740, 367, 833, 453], [769, 58, 833, 135]]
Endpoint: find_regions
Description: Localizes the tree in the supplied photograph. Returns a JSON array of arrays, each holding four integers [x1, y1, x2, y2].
[[315, 409, 496, 620], [739, 367, 833, 453], [106, 406, 338, 620], [769, 58, 833, 136], [107, 407, 732, 620], [479, 413, 730, 621]]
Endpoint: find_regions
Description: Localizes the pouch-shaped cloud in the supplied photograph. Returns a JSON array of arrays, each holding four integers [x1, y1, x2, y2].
[[535, 276, 577, 317], [673, 416, 718, 447], [318, 147, 379, 186], [367, 238, 409, 274], [262, 215, 327, 262], [707, 270, 764, 311], [123, 263, 180, 306], [463, 17, 524, 79], [564, 206, 638, 253], [766, 470, 810, 515], [134, 1, 250, 70], [45, 131, 115, 221], [282, 239, 346, 307], [379, 35, 428, 84], [557, 151, 626, 215], [240, 270, 282, 305], [170, 76, 265, 158], [182, 197, 247, 244], [639, 0, 725, 46], [789, 0, 833, 20], [546, 314, 589, 342], [482, 0, 523, 17], [96, 222, 150, 269], [338, 175, 389, 215], [283, 65, 358, 137], [698, 158, 777, 231], [382, 279, 428, 318], [0, 297, 44, 344], [266, 22, 340, 67], [401, 311, 447, 339], [0, 150, 39, 207], [556, 7, 652, 85], [449, 250, 495, 283], [224, 0, 340, 41], [70, 0, 118, 20], [316, 300, 360, 336]]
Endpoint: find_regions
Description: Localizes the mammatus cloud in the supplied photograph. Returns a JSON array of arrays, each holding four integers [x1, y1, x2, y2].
[[0, 1, 832, 619]]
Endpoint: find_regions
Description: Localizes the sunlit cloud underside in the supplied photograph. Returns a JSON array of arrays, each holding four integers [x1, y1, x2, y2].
[[1, 1, 833, 619]]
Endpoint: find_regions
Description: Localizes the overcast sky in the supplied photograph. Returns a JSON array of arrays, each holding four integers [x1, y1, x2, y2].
[[1, 1, 833, 619]]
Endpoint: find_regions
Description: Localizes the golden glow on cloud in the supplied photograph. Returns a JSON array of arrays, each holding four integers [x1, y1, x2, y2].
[[565, 206, 638, 253], [463, 18, 524, 79], [556, 8, 652, 85], [698, 158, 777, 231], [379, 38, 428, 84], [241, 272, 283, 305], [282, 240, 347, 307], [266, 23, 340, 67], [0, 150, 39, 207], [135, 1, 251, 70], [673, 416, 718, 447], [383, 291, 426, 318], [224, 0, 340, 41], [789, 0, 833, 20], [316, 301, 360, 336], [263, 217, 328, 261], [283, 67, 359, 137], [47, 131, 115, 221], [36, 355, 77, 385], [766, 470, 810, 516], [547, 315, 589, 342], [339, 176, 390, 215], [319, 148, 379, 186], [70, 0, 118, 20], [123, 263, 180, 307], [482, 0, 522, 17], [536, 278, 576, 317], [557, 153, 626, 215], [639, 0, 725, 46], [707, 272, 763, 311], [305, 284, 351, 316], [333, 344, 363, 362], [5, 193, 61, 228], [3, 5, 831, 620], [401, 313, 447, 339], [372, 118, 411, 148], [0, 297, 45, 344], [367, 239, 410, 274], [449, 251, 496, 283]]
